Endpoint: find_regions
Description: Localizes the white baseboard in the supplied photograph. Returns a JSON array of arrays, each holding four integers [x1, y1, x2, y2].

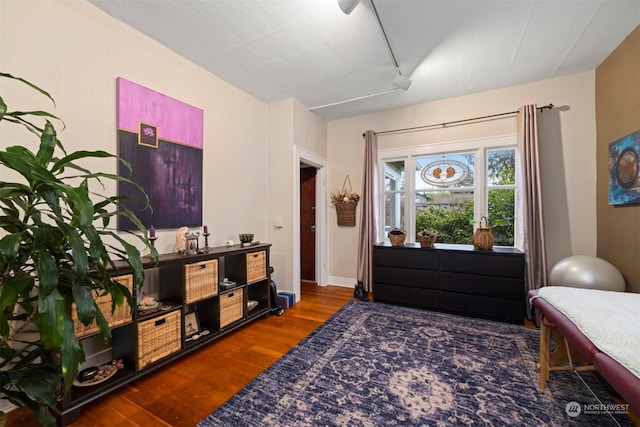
[[328, 276, 356, 288]]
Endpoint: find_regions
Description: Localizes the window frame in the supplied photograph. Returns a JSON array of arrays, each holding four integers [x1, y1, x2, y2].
[[378, 134, 518, 246]]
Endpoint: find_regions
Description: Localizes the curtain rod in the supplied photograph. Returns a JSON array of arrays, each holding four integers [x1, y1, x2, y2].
[[363, 104, 553, 137]]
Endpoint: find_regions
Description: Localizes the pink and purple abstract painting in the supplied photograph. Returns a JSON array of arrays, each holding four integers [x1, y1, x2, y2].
[[116, 77, 203, 230]]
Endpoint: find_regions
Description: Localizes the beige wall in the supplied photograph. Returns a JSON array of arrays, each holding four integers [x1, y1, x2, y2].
[[1, 0, 269, 254], [0, 0, 327, 296], [266, 98, 327, 294], [596, 25, 640, 293], [327, 72, 598, 283], [266, 99, 296, 292]]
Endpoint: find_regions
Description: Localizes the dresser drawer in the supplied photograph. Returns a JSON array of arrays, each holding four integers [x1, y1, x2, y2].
[[440, 291, 524, 324], [439, 252, 524, 278], [373, 246, 439, 269], [373, 283, 439, 310], [373, 265, 439, 290], [440, 272, 523, 300]]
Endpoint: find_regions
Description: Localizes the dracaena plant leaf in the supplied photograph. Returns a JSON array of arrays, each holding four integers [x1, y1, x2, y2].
[[0, 72, 156, 422]]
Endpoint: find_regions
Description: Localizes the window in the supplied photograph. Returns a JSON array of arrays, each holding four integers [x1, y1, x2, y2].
[[380, 135, 518, 246], [487, 149, 516, 246], [384, 160, 405, 231]]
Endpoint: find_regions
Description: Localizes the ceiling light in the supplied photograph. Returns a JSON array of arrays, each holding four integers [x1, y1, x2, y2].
[[393, 71, 412, 91], [338, 0, 360, 14]]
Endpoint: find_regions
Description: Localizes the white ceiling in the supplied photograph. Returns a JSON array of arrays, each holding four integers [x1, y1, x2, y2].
[[89, 0, 639, 121]]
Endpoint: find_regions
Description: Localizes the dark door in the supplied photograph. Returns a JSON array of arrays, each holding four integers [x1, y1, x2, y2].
[[300, 167, 316, 282]]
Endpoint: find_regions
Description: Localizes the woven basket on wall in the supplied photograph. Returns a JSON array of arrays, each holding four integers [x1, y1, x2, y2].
[[335, 200, 357, 227], [388, 228, 407, 247], [473, 216, 494, 250]]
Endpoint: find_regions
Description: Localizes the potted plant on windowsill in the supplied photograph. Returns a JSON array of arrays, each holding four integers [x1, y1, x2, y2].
[[0, 73, 156, 426]]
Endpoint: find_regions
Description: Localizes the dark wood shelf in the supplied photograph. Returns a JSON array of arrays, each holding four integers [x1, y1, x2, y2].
[[56, 243, 273, 425]]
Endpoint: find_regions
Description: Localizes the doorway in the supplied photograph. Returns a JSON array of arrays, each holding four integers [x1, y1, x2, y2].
[[293, 146, 327, 302], [300, 165, 317, 283]]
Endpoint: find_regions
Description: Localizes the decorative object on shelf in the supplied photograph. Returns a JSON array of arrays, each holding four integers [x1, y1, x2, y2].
[[417, 229, 438, 248], [220, 278, 237, 291], [239, 233, 254, 247], [203, 226, 211, 253], [226, 240, 234, 246], [184, 312, 200, 337], [138, 291, 161, 311], [176, 226, 190, 253], [388, 228, 407, 247], [473, 216, 494, 250], [247, 300, 259, 311], [331, 175, 360, 227], [76, 366, 98, 383], [186, 232, 200, 254], [146, 225, 158, 258], [73, 360, 124, 387], [185, 329, 210, 342]]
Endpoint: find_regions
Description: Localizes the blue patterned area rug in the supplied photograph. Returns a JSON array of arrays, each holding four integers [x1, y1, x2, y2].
[[198, 301, 633, 426]]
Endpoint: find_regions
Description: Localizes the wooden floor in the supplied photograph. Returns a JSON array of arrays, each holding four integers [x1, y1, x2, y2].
[[7, 284, 638, 426], [6, 283, 353, 427]]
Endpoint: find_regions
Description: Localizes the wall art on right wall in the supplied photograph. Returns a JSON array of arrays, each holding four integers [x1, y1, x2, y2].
[[608, 128, 640, 206]]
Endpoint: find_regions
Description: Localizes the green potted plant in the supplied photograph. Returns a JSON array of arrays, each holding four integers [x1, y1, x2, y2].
[[0, 73, 156, 426]]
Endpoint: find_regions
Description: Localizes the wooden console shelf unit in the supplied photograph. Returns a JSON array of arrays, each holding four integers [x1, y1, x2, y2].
[[372, 243, 525, 324], [56, 243, 272, 425]]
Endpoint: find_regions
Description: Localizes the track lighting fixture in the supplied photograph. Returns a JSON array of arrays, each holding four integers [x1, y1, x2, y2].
[[349, 0, 413, 91], [338, 0, 360, 14], [393, 70, 411, 91]]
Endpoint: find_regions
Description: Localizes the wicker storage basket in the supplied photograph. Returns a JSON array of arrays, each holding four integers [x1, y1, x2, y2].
[[473, 216, 494, 250], [137, 310, 181, 369], [388, 228, 407, 247], [220, 288, 244, 328], [335, 200, 357, 227], [184, 259, 218, 303], [246, 251, 267, 283], [72, 274, 134, 337], [417, 230, 438, 248]]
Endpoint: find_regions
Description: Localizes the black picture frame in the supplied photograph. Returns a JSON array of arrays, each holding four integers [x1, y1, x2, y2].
[[184, 312, 200, 337]]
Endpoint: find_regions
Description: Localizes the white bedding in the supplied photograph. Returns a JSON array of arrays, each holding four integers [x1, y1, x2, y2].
[[537, 286, 640, 381]]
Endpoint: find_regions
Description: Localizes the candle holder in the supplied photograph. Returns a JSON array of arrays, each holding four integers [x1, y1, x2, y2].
[[203, 232, 210, 253], [144, 236, 158, 258]]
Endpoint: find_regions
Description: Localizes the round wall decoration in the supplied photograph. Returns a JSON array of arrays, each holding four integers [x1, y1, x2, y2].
[[420, 159, 470, 187]]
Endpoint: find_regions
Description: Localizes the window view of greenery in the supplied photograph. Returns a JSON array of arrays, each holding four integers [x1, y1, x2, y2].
[[413, 150, 515, 246], [383, 147, 516, 246], [487, 149, 516, 246], [415, 154, 475, 244], [416, 191, 474, 243]]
